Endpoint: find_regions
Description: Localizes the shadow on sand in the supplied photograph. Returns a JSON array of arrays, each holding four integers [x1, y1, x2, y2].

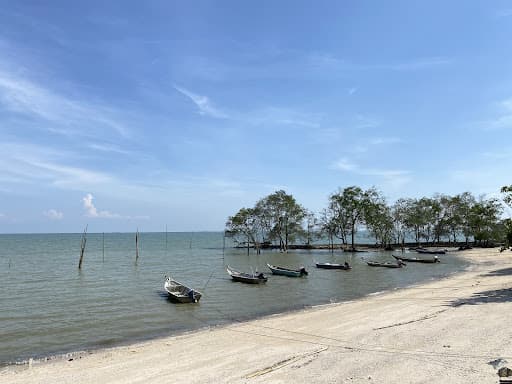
[[484, 267, 512, 277], [448, 287, 512, 307]]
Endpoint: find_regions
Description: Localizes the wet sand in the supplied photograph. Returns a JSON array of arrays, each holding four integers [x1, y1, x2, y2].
[[2, 248, 511, 383]]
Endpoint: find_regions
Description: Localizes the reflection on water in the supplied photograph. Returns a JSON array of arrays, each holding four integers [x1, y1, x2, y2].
[[0, 232, 468, 364]]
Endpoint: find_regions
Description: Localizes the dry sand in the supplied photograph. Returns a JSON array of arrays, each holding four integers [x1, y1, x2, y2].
[[2, 248, 512, 383]]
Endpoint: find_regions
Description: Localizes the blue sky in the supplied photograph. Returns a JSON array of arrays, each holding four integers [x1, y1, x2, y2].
[[1, 1, 512, 233]]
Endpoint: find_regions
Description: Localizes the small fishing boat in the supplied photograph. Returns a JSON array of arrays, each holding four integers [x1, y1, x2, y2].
[[164, 276, 202, 303], [393, 255, 440, 264], [416, 248, 446, 255], [367, 261, 405, 268], [315, 262, 351, 270], [267, 263, 308, 277], [226, 265, 267, 284]]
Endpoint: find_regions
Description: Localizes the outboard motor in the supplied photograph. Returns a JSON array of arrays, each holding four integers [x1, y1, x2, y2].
[[300, 267, 308, 276]]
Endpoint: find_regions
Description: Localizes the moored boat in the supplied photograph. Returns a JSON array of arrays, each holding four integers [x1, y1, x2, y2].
[[267, 263, 308, 277], [392, 255, 440, 263], [226, 265, 267, 284], [366, 260, 405, 268], [164, 276, 202, 303], [315, 262, 351, 270], [416, 248, 446, 255]]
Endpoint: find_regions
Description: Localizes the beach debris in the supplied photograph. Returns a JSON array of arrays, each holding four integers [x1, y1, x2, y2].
[[489, 358, 508, 369], [245, 347, 328, 378], [498, 367, 512, 377]]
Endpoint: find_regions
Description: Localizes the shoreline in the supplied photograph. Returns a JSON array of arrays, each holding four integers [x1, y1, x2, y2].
[[1, 252, 467, 368], [2, 248, 512, 383]]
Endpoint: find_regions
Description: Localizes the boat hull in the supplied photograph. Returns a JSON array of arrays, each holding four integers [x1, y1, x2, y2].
[[392, 255, 440, 263], [164, 277, 202, 303], [416, 249, 446, 255], [227, 266, 267, 284], [315, 263, 351, 270], [267, 263, 307, 277], [366, 261, 403, 268]]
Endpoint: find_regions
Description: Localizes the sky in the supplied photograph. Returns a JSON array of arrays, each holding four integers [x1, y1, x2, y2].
[[1, 1, 512, 233]]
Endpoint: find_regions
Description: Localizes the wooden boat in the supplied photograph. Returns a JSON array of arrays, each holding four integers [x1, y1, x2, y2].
[[416, 248, 446, 255], [315, 262, 351, 270], [393, 255, 440, 264], [366, 261, 405, 268], [164, 276, 202, 303], [226, 265, 267, 284], [267, 263, 308, 277]]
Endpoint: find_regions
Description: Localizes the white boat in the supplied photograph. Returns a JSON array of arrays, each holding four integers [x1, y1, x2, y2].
[[164, 276, 202, 303]]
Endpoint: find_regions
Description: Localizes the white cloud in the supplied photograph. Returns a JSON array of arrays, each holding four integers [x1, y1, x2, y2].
[[0, 64, 130, 138], [174, 85, 228, 118], [353, 114, 380, 129], [82, 193, 121, 218], [242, 107, 321, 128], [43, 209, 63, 220], [332, 157, 411, 183], [87, 143, 132, 155], [386, 57, 451, 71], [369, 137, 402, 145], [334, 158, 358, 171]]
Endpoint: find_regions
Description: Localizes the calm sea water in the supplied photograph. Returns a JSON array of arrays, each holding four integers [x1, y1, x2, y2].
[[0, 232, 468, 365]]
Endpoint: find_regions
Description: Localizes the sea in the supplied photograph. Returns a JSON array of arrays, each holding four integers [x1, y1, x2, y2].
[[0, 232, 468, 365]]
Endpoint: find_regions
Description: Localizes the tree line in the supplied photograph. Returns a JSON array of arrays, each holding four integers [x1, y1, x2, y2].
[[225, 185, 512, 253]]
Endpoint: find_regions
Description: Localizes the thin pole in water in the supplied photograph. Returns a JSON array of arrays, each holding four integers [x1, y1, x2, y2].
[[78, 225, 88, 269], [222, 232, 226, 260], [135, 229, 139, 264], [165, 224, 168, 257], [102, 232, 105, 262]]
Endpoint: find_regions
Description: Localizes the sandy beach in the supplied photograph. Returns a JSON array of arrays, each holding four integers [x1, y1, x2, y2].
[[2, 248, 512, 383]]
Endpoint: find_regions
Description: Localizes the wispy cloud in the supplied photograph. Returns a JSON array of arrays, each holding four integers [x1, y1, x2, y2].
[[87, 143, 132, 155], [0, 141, 112, 189], [481, 98, 512, 130], [353, 114, 381, 129], [173, 85, 228, 118], [242, 107, 321, 128], [43, 209, 63, 220], [495, 9, 512, 18], [307, 53, 451, 72], [385, 57, 451, 71], [0, 64, 130, 138], [332, 158, 411, 187], [347, 87, 358, 95], [369, 137, 402, 145]]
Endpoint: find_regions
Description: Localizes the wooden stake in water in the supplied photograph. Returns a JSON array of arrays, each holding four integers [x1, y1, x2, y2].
[[135, 229, 139, 263], [222, 232, 226, 261], [78, 225, 88, 269]]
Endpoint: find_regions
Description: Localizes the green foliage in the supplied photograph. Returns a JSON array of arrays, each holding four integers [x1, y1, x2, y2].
[[501, 185, 512, 207], [226, 186, 508, 251]]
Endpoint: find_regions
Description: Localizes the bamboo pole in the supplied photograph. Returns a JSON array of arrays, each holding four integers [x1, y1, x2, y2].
[[135, 229, 139, 263], [78, 225, 88, 269]]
